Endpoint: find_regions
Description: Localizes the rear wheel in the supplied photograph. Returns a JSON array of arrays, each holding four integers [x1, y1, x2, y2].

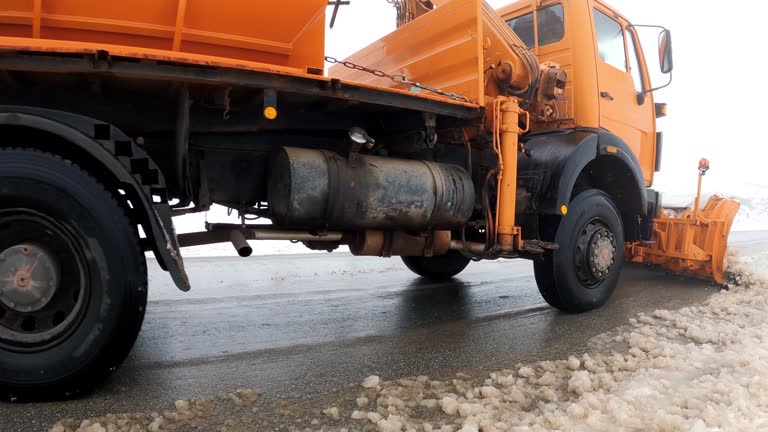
[[402, 251, 471, 280], [0, 149, 147, 401], [534, 189, 624, 312]]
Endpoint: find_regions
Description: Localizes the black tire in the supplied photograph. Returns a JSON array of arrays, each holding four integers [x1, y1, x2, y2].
[[533, 189, 624, 313], [0, 149, 147, 401], [402, 251, 471, 281]]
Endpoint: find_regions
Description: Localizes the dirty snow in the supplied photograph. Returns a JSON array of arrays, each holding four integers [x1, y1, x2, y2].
[[49, 252, 768, 432], [362, 375, 382, 389]]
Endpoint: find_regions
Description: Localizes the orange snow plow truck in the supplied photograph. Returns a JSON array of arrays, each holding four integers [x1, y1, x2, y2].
[[0, 0, 738, 399]]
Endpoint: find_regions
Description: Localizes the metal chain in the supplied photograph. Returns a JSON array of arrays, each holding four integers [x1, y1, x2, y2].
[[325, 56, 469, 102]]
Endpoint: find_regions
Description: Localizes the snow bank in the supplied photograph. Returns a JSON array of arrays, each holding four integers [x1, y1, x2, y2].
[[662, 185, 768, 232], [47, 389, 265, 432], [49, 398, 216, 432]]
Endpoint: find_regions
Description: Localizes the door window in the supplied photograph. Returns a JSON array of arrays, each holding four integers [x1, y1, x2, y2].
[[593, 9, 626, 71], [507, 4, 565, 48]]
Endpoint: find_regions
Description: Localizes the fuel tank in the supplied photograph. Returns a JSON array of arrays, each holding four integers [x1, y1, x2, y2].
[[268, 147, 474, 230]]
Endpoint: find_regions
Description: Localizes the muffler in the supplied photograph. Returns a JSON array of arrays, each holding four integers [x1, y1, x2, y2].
[[268, 147, 474, 230]]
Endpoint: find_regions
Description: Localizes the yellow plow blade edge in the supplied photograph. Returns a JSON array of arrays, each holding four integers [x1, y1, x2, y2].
[[626, 195, 741, 285]]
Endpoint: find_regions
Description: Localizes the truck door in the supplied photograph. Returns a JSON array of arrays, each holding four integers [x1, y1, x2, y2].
[[591, 4, 656, 185]]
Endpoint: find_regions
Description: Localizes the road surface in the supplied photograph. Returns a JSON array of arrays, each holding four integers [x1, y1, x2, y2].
[[2, 231, 765, 431]]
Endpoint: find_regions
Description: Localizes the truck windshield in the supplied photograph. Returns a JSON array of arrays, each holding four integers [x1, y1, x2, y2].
[[506, 3, 565, 48]]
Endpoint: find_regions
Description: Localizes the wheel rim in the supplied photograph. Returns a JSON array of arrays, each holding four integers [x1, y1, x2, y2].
[[0, 210, 89, 351], [574, 218, 617, 288]]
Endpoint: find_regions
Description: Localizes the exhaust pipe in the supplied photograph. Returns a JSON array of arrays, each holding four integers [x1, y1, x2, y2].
[[229, 230, 253, 257], [177, 227, 345, 249]]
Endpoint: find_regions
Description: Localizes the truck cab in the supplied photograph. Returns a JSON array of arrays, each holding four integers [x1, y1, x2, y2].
[[498, 0, 670, 186]]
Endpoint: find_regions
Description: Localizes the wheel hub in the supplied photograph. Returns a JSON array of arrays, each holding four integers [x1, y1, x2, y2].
[[0, 211, 88, 350], [589, 231, 616, 277], [575, 220, 617, 287], [0, 244, 59, 313]]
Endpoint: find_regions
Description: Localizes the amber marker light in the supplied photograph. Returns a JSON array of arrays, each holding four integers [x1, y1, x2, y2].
[[263, 106, 278, 120]]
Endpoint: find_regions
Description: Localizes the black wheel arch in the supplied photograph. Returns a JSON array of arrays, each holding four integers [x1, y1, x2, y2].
[[0, 106, 190, 291], [518, 128, 648, 241]]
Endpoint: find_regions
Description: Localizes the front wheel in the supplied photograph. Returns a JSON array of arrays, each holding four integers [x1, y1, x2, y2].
[[534, 189, 624, 313], [0, 149, 147, 401], [402, 251, 471, 281]]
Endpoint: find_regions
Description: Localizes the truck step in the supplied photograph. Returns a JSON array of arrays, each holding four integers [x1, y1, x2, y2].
[[522, 240, 559, 254]]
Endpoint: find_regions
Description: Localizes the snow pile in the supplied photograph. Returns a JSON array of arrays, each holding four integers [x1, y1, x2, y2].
[[47, 389, 261, 432], [321, 254, 768, 432], [48, 398, 214, 432], [730, 194, 768, 232]]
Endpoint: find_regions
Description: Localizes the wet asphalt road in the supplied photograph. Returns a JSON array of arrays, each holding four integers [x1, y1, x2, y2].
[[2, 231, 765, 431]]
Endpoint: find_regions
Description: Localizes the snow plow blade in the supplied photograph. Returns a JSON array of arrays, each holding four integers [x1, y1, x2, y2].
[[626, 160, 740, 285]]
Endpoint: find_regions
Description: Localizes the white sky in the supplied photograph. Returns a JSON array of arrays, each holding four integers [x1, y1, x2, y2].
[[325, 0, 767, 194]]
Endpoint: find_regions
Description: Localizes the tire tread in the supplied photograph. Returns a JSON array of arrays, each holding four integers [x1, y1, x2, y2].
[[0, 148, 147, 401]]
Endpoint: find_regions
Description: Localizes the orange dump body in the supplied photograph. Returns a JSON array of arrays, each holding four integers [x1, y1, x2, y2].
[[0, 0, 482, 114], [329, 0, 534, 105], [0, 0, 327, 73]]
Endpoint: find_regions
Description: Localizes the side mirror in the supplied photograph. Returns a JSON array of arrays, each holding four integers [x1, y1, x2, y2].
[[659, 29, 673, 74], [629, 24, 673, 93]]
